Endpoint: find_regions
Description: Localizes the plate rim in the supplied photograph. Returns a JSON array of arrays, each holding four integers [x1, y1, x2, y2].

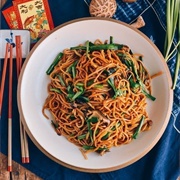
[[17, 17, 173, 173]]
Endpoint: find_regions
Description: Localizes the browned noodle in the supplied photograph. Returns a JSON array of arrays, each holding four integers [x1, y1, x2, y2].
[[42, 39, 155, 158]]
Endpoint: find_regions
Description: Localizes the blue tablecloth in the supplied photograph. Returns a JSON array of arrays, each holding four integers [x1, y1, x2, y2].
[[0, 0, 179, 179]]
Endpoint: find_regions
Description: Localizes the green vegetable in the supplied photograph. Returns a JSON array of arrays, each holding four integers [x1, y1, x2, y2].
[[71, 85, 84, 101], [118, 54, 156, 101], [82, 145, 109, 152], [77, 134, 86, 140], [86, 116, 99, 143], [164, 0, 180, 89], [102, 132, 110, 140], [88, 116, 98, 123], [76, 82, 84, 87], [46, 52, 63, 75], [87, 120, 93, 143], [132, 116, 145, 139], [76, 96, 89, 103], [129, 77, 140, 89], [69, 115, 76, 120], [67, 83, 88, 102], [87, 79, 94, 86], [107, 78, 122, 98], [71, 43, 124, 51], [57, 74, 65, 86], [110, 36, 113, 44], [86, 40, 90, 57], [82, 145, 95, 150], [102, 122, 120, 140], [68, 61, 78, 79], [117, 52, 126, 59], [67, 85, 74, 100], [139, 56, 143, 61], [50, 88, 61, 94], [94, 84, 104, 88], [142, 89, 156, 101], [97, 147, 109, 152], [105, 69, 122, 99], [71, 91, 83, 101], [51, 120, 58, 129], [173, 43, 180, 90], [87, 79, 103, 88]]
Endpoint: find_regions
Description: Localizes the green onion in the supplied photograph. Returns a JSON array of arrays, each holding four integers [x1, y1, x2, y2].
[[67, 85, 74, 100], [71, 61, 78, 79], [88, 116, 98, 123], [173, 44, 180, 90], [102, 122, 120, 140], [110, 36, 113, 44], [94, 84, 104, 88], [102, 132, 110, 140], [76, 96, 89, 103], [67, 61, 78, 78], [120, 55, 156, 101], [82, 145, 95, 150], [57, 74, 65, 86], [51, 120, 59, 129], [105, 69, 123, 99], [142, 89, 156, 101], [86, 116, 98, 143], [71, 43, 124, 51], [69, 115, 76, 120], [132, 116, 145, 139], [86, 40, 90, 57], [77, 134, 86, 140], [76, 82, 84, 87], [50, 88, 61, 94], [97, 147, 109, 152], [107, 78, 122, 98], [129, 77, 140, 89], [87, 79, 94, 86], [164, 0, 180, 89], [71, 91, 83, 101], [71, 85, 84, 101], [86, 120, 93, 143], [67, 84, 85, 102], [46, 52, 63, 75]]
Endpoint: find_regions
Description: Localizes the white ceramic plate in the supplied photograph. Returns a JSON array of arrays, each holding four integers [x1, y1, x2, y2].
[[18, 17, 173, 172], [0, 30, 30, 58]]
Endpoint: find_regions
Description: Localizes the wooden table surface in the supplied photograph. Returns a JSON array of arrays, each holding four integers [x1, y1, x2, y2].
[[0, 0, 41, 179]]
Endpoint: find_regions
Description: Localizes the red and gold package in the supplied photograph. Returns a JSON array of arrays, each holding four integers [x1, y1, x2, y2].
[[13, 0, 54, 42], [2, 6, 20, 29]]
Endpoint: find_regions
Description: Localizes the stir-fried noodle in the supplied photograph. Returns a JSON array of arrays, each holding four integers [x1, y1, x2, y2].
[[43, 37, 155, 158]]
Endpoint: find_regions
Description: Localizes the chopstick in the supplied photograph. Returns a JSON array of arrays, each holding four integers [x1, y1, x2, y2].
[[15, 36, 30, 163], [0, 43, 12, 171], [8, 44, 13, 172], [15, 36, 25, 163], [23, 127, 29, 163], [0, 43, 10, 116]]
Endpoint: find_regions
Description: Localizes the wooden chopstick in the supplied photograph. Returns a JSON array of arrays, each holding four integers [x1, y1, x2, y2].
[[0, 43, 10, 116], [15, 36, 30, 163], [8, 44, 13, 172], [0, 43, 12, 171], [23, 126, 30, 163], [15, 36, 26, 163]]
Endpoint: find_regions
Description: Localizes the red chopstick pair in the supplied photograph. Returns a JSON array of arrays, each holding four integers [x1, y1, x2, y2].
[[0, 36, 30, 172], [15, 36, 30, 164], [0, 43, 13, 171]]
